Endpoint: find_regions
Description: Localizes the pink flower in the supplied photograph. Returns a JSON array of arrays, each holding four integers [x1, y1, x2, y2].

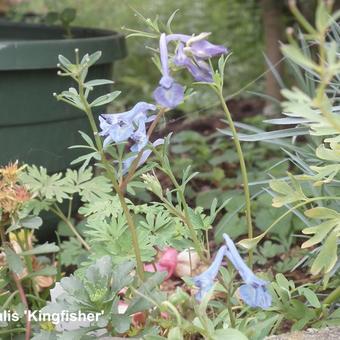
[[144, 247, 178, 279]]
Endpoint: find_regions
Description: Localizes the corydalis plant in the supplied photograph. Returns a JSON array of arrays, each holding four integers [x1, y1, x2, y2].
[[149, 26, 254, 266]]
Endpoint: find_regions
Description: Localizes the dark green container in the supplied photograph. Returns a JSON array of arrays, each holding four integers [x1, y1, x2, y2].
[[0, 20, 126, 172]]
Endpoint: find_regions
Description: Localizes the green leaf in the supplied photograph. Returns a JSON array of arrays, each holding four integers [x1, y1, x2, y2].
[[276, 273, 291, 298], [305, 207, 339, 220], [111, 261, 135, 294], [311, 231, 338, 275], [238, 232, 265, 250], [20, 243, 59, 256], [85, 51, 102, 67], [25, 266, 57, 279], [269, 179, 306, 207], [90, 91, 121, 107], [168, 327, 183, 340], [84, 79, 114, 88], [126, 272, 166, 315], [60, 238, 88, 267], [21, 216, 43, 229], [110, 313, 131, 334], [298, 287, 321, 308], [7, 216, 43, 233], [58, 54, 72, 68], [281, 45, 319, 71], [4, 246, 24, 275], [302, 220, 336, 248], [21, 165, 76, 203]]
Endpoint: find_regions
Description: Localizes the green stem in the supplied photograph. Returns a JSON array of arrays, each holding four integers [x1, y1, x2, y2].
[[227, 294, 236, 328], [324, 285, 340, 305], [51, 206, 90, 251], [216, 88, 253, 266], [158, 156, 206, 261], [3, 291, 19, 309], [26, 294, 47, 305], [177, 187, 206, 261], [162, 301, 182, 327], [77, 80, 145, 281]]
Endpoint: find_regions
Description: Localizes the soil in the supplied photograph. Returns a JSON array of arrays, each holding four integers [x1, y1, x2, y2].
[[265, 327, 340, 340]]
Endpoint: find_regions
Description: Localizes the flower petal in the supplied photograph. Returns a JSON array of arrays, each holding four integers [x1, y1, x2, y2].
[[193, 245, 227, 301], [153, 82, 184, 109], [189, 39, 228, 59], [239, 284, 272, 309]]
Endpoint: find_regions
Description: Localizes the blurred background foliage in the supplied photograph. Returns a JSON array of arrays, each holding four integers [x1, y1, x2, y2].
[[11, 0, 264, 115]]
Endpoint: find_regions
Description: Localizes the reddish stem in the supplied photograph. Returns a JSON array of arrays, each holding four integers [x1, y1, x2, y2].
[[12, 273, 31, 340]]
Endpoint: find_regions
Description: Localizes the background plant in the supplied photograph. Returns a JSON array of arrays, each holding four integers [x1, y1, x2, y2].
[[238, 0, 340, 303]]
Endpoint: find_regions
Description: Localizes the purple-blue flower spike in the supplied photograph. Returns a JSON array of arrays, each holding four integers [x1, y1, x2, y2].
[[158, 33, 173, 89], [153, 33, 184, 109], [99, 102, 156, 147], [192, 245, 227, 301], [174, 43, 213, 82], [223, 233, 272, 309]]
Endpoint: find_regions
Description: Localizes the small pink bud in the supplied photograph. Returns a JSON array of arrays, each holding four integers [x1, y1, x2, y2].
[[144, 247, 178, 280]]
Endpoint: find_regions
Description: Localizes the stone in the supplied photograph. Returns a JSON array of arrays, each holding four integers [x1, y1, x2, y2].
[[265, 327, 340, 340]]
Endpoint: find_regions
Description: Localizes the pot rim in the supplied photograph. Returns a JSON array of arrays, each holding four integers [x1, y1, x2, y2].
[[0, 20, 126, 70]]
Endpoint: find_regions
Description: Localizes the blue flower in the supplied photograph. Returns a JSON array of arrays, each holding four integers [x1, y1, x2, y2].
[[192, 245, 227, 301], [167, 32, 228, 59], [174, 43, 213, 82], [166, 32, 228, 84], [192, 234, 272, 309], [99, 102, 156, 147], [122, 138, 164, 174], [223, 234, 272, 309], [187, 34, 228, 59], [153, 33, 184, 109]]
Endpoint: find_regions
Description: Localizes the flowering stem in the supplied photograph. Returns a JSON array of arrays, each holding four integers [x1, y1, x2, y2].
[[77, 81, 145, 281], [215, 88, 253, 267], [227, 290, 236, 328], [158, 160, 206, 261]]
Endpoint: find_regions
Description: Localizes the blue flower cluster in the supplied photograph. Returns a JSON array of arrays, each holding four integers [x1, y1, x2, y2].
[[153, 32, 228, 108], [99, 102, 163, 173], [193, 233, 272, 309], [98, 32, 228, 172]]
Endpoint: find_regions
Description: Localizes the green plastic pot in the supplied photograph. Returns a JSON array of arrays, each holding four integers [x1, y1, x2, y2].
[[0, 20, 126, 172]]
